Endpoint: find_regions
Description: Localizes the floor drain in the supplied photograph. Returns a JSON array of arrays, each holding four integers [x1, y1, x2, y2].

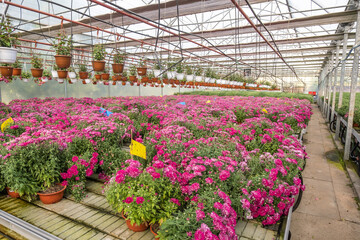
[[325, 150, 340, 162]]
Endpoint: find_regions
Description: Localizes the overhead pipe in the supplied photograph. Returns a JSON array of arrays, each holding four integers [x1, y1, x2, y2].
[[90, 0, 281, 78], [230, 0, 304, 85], [4, 0, 279, 80]]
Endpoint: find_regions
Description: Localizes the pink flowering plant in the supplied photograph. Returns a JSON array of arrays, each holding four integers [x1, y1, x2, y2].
[[105, 159, 183, 225]]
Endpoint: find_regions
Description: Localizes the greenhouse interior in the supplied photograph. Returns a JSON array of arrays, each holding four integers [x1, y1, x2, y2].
[[0, 0, 360, 239]]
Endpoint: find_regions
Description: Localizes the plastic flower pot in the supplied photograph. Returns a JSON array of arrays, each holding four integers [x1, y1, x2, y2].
[[137, 67, 147, 76], [186, 75, 194, 81], [51, 70, 58, 78], [70, 78, 77, 83], [101, 73, 110, 80], [0, 47, 18, 64], [57, 78, 64, 83], [42, 78, 48, 83], [68, 72, 76, 79], [6, 187, 20, 198], [112, 81, 117, 85], [112, 63, 124, 73], [54, 55, 71, 69], [31, 68, 43, 78], [57, 70, 68, 79], [0, 66, 13, 77], [92, 60, 106, 71], [82, 80, 87, 84], [37, 185, 66, 204], [79, 72, 88, 80], [22, 78, 29, 82], [176, 73, 184, 80], [122, 81, 126, 86], [121, 212, 148, 232], [95, 74, 102, 80], [150, 224, 159, 238], [130, 82, 134, 86], [129, 75, 137, 82], [142, 77, 149, 83], [12, 68, 22, 76]]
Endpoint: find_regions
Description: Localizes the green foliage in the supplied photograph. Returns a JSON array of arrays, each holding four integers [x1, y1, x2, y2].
[[31, 55, 43, 69], [53, 32, 73, 56], [113, 50, 126, 64], [185, 65, 193, 75], [12, 60, 22, 69], [21, 71, 31, 79], [92, 44, 106, 61], [0, 143, 67, 200], [176, 62, 184, 73], [194, 66, 203, 76], [78, 63, 87, 72], [129, 65, 137, 76], [0, 18, 18, 48], [105, 171, 181, 225]]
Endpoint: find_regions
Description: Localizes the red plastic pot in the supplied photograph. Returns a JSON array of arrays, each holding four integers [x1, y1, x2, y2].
[[137, 67, 147, 76], [79, 72, 88, 80], [37, 185, 66, 204], [31, 68, 43, 78], [0, 66, 13, 77], [121, 212, 148, 232], [12, 68, 22, 76], [57, 70, 68, 79], [6, 187, 20, 198]]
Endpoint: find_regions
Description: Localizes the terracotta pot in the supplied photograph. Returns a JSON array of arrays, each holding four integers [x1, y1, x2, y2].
[[92, 60, 106, 71], [95, 74, 102, 80], [57, 70, 68, 79], [122, 81, 126, 86], [150, 224, 159, 237], [37, 184, 66, 204], [0, 66, 13, 77], [31, 68, 43, 78], [55, 55, 72, 69], [112, 81, 117, 85], [121, 212, 148, 232], [137, 67, 147, 76], [101, 73, 110, 80], [79, 72, 88, 80], [112, 75, 118, 81], [12, 68, 22, 76], [142, 77, 149, 83], [163, 79, 169, 84], [6, 187, 20, 198], [129, 75, 137, 82], [112, 63, 124, 73]]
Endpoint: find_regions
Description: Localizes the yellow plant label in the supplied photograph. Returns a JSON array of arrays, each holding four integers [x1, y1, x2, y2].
[[1, 117, 14, 133], [262, 108, 268, 114], [130, 139, 146, 159], [206, 100, 211, 103]]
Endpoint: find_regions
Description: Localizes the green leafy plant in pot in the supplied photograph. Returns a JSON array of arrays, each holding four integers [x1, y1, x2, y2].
[[92, 44, 106, 71], [0, 18, 18, 64], [12, 60, 22, 76], [78, 63, 88, 80], [112, 50, 126, 73], [53, 32, 73, 69], [137, 58, 147, 76], [0, 63, 13, 78], [30, 55, 43, 78]]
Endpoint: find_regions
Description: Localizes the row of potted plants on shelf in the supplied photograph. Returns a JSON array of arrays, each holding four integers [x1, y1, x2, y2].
[[0, 95, 312, 238]]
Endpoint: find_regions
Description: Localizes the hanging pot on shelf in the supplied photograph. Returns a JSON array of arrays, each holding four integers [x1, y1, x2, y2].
[[79, 72, 88, 80], [95, 74, 102, 80], [0, 66, 13, 77], [137, 67, 147, 76], [92, 60, 106, 71], [12, 68, 22, 76], [129, 75, 137, 82], [31, 68, 43, 78], [55, 55, 71, 69], [101, 73, 110, 80], [57, 70, 68, 79], [0, 47, 18, 64], [112, 63, 124, 73]]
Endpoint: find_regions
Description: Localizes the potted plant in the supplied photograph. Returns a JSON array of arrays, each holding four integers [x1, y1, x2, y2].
[[78, 63, 88, 80], [92, 44, 106, 71], [101, 66, 110, 81], [12, 60, 22, 76], [175, 62, 184, 81], [0, 63, 13, 78], [42, 69, 52, 82], [94, 71, 102, 81], [53, 32, 72, 69], [57, 68, 68, 79], [31, 55, 43, 78], [21, 71, 31, 82], [112, 50, 126, 73], [194, 66, 203, 82], [137, 58, 147, 76], [185, 65, 194, 82], [129, 65, 137, 82], [0, 18, 18, 64]]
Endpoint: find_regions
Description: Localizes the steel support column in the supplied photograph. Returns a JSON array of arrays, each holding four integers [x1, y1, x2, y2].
[[344, 11, 360, 160], [336, 27, 349, 140], [331, 43, 340, 123], [326, 54, 334, 122]]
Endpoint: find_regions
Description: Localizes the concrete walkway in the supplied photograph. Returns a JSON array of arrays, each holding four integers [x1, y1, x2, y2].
[[291, 105, 360, 240]]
